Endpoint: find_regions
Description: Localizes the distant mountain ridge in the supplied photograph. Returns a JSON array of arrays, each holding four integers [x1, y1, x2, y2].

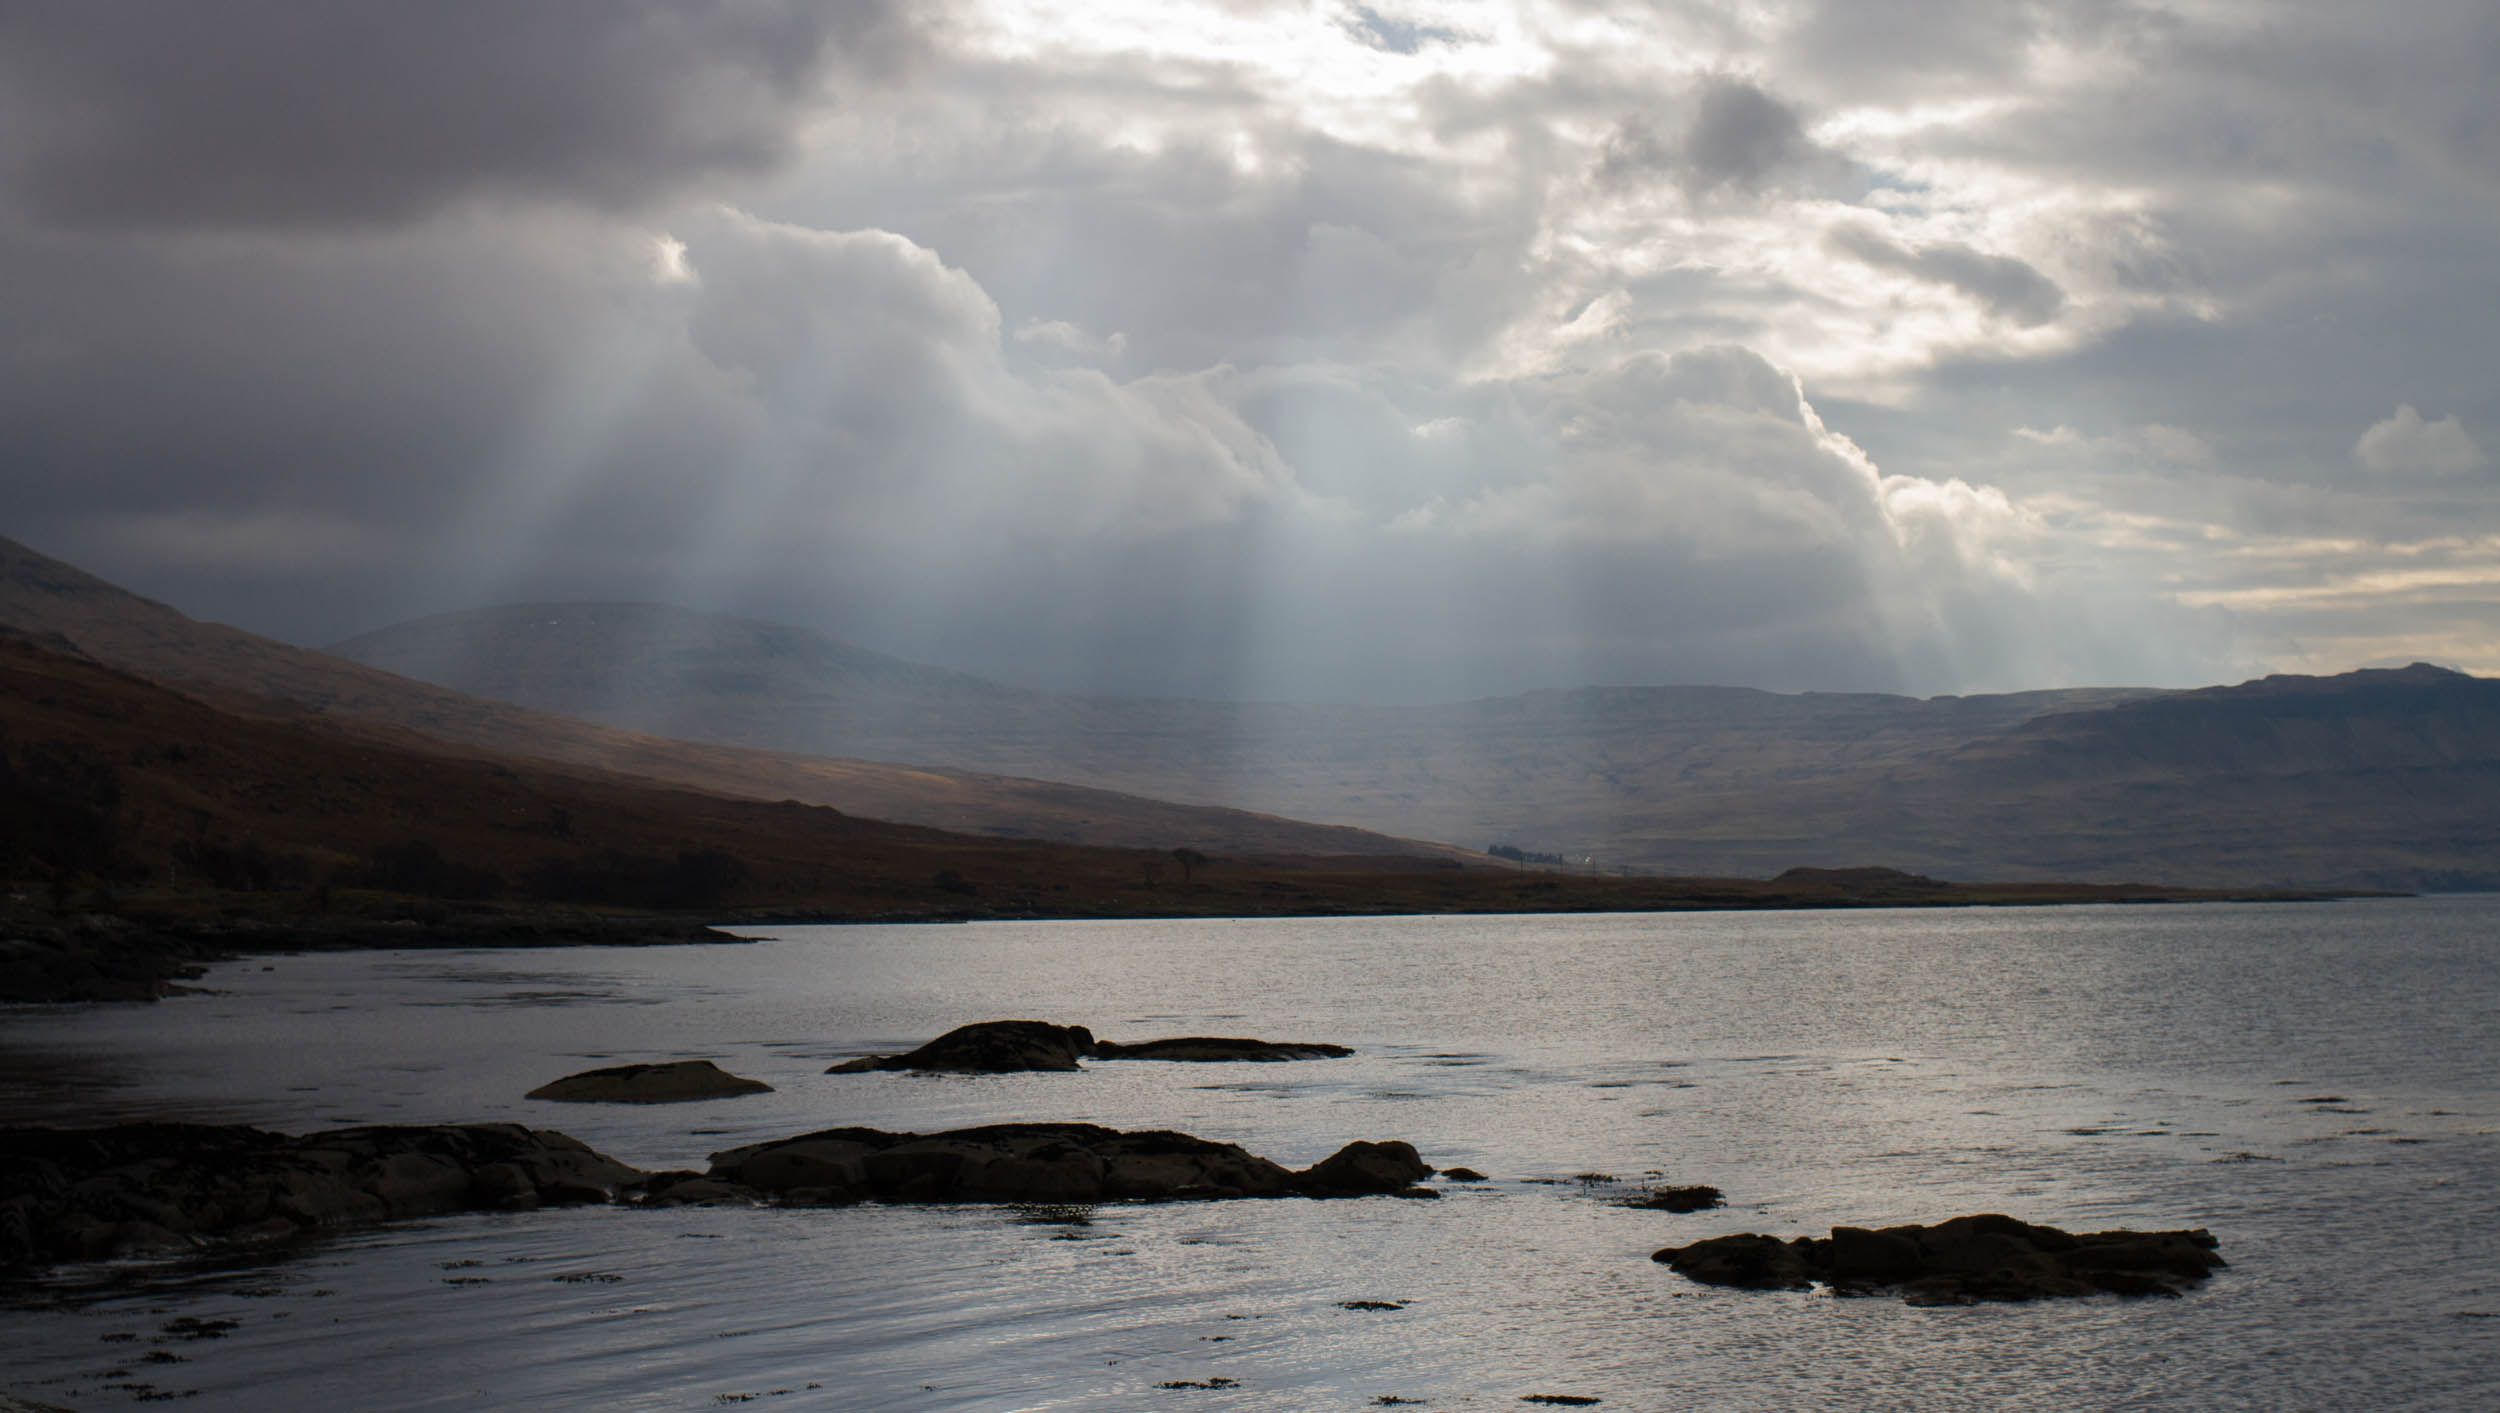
[[330, 600, 2500, 890]]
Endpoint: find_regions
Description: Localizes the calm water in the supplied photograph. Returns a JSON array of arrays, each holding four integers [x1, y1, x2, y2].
[[2, 898, 2496, 1411]]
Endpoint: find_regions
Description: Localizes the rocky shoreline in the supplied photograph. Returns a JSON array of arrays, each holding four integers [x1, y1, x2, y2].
[[5, 1116, 2227, 1313], [0, 908, 744, 1004]]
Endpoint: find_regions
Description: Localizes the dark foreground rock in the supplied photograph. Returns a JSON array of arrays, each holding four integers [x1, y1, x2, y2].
[[825, 1019, 1353, 1072], [693, 1124, 1433, 1205], [1654, 1214, 2225, 1304], [526, 1059, 773, 1103], [0, 1123, 650, 1270]]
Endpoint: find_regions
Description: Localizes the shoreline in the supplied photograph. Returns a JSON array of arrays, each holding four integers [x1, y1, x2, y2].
[[2, 881, 2400, 1006]]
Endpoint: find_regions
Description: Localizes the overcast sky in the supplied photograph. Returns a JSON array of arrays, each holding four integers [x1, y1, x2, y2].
[[3, 0, 2494, 701]]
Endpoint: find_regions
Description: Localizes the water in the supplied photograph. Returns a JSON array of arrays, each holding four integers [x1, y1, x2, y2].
[[3, 898, 2496, 1410]]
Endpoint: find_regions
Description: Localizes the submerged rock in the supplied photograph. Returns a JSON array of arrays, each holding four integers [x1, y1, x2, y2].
[[826, 1020, 1095, 1073], [703, 1123, 1435, 1205], [526, 1059, 773, 1103], [1088, 1036, 1352, 1062], [1654, 1214, 2225, 1304], [0, 1123, 650, 1270], [1620, 1184, 1724, 1213]]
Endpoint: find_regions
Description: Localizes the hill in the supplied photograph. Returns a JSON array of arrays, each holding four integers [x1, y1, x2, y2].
[[5, 628, 2312, 1000], [331, 602, 2500, 890], [0, 536, 1461, 861], [329, 601, 2153, 852]]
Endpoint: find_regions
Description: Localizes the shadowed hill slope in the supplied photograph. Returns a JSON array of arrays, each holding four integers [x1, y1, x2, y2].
[[329, 601, 2157, 855], [0, 537, 1463, 860]]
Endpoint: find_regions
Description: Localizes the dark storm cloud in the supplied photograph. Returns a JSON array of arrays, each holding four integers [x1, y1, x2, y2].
[[1827, 224, 2067, 328], [0, 0, 914, 228], [1, 0, 2492, 693], [1596, 77, 1833, 195]]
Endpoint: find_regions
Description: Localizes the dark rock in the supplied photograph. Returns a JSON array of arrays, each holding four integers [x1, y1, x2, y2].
[[1439, 1167, 1489, 1182], [704, 1125, 1436, 1206], [1297, 1140, 1433, 1195], [1654, 1215, 2225, 1304], [1652, 1232, 1817, 1290], [826, 1021, 1354, 1072], [526, 1059, 773, 1103], [1621, 1184, 1723, 1213], [0, 1122, 648, 1271], [825, 1020, 1095, 1073], [1088, 1036, 1352, 1062]]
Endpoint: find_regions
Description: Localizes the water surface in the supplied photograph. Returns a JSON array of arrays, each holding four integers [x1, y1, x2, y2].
[[3, 898, 2496, 1409]]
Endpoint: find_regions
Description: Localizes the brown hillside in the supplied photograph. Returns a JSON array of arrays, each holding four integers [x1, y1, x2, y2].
[[0, 632, 2309, 934], [0, 536, 1464, 861]]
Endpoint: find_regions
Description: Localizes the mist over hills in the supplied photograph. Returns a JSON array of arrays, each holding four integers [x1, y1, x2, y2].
[[330, 602, 2500, 890], [9, 533, 2493, 891], [0, 536, 1459, 861]]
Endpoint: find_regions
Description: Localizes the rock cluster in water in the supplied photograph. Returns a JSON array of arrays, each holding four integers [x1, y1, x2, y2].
[[1654, 1214, 2225, 1304], [660, 1125, 1435, 1206], [0, 1123, 646, 1269], [825, 1019, 1352, 1073], [1, 1120, 1441, 1270], [525, 1059, 774, 1103]]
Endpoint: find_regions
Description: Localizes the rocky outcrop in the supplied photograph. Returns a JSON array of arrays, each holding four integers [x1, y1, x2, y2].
[[826, 1020, 1096, 1073], [526, 1059, 773, 1103], [1654, 1214, 2225, 1304], [824, 1020, 1354, 1073], [1088, 1036, 1352, 1062], [0, 1123, 650, 1270], [0, 912, 221, 1002], [695, 1124, 1434, 1205]]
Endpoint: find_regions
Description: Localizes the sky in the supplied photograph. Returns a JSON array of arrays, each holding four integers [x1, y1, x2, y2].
[[2, 0, 2495, 703]]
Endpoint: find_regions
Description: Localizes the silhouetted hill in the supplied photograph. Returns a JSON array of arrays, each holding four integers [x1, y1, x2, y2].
[[0, 537, 1463, 861]]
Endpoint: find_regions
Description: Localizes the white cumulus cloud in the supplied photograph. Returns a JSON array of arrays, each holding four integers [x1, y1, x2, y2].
[[2354, 405, 2485, 476]]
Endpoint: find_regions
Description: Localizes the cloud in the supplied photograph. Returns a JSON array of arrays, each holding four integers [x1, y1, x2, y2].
[[0, 0, 914, 228], [1828, 223, 2067, 328], [1340, 6, 1469, 56], [1597, 77, 1838, 196], [4, 0, 2497, 697], [2355, 405, 2485, 476]]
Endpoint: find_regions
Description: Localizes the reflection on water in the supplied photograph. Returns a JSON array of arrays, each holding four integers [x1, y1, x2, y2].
[[4, 898, 2499, 1410]]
